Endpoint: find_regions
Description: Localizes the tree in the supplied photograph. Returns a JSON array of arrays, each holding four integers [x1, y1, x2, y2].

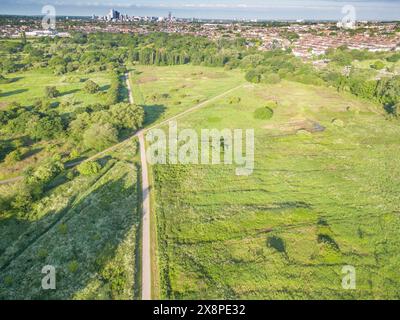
[[262, 73, 281, 84], [254, 106, 274, 120], [245, 69, 261, 83], [33, 98, 52, 112], [106, 73, 121, 105], [0, 74, 10, 84], [21, 31, 27, 46], [4, 149, 22, 165], [83, 123, 118, 151], [84, 80, 100, 94], [371, 60, 385, 70], [109, 103, 144, 131], [45, 86, 60, 99], [11, 186, 33, 212], [77, 161, 101, 176], [28, 115, 64, 140]]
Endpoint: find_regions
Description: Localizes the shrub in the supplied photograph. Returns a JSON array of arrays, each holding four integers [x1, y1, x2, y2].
[[228, 97, 241, 104], [58, 223, 68, 235], [66, 171, 75, 180], [68, 149, 80, 160], [11, 187, 33, 212], [83, 123, 118, 151], [84, 80, 100, 94], [262, 73, 281, 84], [254, 106, 274, 120], [386, 53, 400, 63], [68, 260, 79, 273], [33, 98, 51, 112], [245, 69, 261, 83], [371, 60, 385, 70], [4, 149, 22, 165], [0, 74, 10, 84], [45, 86, 60, 99], [77, 161, 101, 176]]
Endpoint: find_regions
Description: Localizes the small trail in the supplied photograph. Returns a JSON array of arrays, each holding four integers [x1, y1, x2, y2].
[[138, 132, 151, 300], [0, 176, 22, 185], [126, 72, 151, 300]]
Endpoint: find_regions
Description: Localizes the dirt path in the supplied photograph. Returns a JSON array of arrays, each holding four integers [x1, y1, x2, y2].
[[124, 72, 151, 300], [0, 176, 23, 185], [138, 131, 151, 300]]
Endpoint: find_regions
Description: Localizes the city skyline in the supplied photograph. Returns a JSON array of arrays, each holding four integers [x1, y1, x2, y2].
[[1, 0, 400, 21]]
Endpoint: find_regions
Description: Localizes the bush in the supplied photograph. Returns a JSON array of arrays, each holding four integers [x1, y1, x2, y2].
[[68, 260, 79, 273], [84, 80, 100, 94], [254, 106, 274, 120], [4, 149, 22, 165], [371, 60, 385, 70], [228, 97, 241, 104], [106, 73, 121, 105], [262, 73, 281, 84], [386, 53, 400, 63], [33, 98, 51, 112], [77, 161, 101, 176], [83, 123, 118, 151], [11, 186, 33, 212], [45, 86, 60, 99], [245, 69, 261, 83], [0, 74, 10, 84], [28, 115, 64, 140]]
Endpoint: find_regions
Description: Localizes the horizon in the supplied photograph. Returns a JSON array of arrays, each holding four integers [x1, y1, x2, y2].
[[1, 13, 399, 23], [1, 0, 400, 21]]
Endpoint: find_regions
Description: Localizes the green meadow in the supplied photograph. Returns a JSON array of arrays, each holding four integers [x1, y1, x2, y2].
[[0, 66, 140, 299], [0, 68, 120, 180], [0, 144, 141, 299], [130, 65, 244, 126], [0, 68, 116, 110], [135, 66, 400, 299], [1, 62, 399, 300]]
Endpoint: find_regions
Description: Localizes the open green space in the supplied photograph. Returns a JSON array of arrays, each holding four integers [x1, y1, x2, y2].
[[0, 144, 141, 299], [130, 65, 244, 126], [0, 68, 121, 181], [1, 32, 400, 300], [0, 68, 115, 109], [144, 69, 400, 299]]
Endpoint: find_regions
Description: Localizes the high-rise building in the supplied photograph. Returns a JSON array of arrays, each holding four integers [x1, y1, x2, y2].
[[107, 8, 121, 21], [108, 9, 115, 20]]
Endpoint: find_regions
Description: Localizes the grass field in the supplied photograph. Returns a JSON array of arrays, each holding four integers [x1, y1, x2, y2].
[[0, 68, 117, 110], [0, 143, 141, 299], [0, 68, 121, 180], [130, 65, 244, 127], [1, 63, 400, 300], [135, 66, 400, 299], [352, 59, 400, 78]]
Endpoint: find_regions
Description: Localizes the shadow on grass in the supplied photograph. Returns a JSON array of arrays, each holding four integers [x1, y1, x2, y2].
[[99, 84, 110, 92], [60, 89, 80, 96], [8, 77, 24, 83], [267, 235, 287, 255], [143, 104, 166, 127], [0, 172, 141, 300], [0, 89, 28, 98], [21, 148, 43, 161]]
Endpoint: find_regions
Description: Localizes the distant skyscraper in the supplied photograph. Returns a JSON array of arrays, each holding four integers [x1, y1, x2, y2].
[[107, 8, 121, 21], [108, 9, 114, 20]]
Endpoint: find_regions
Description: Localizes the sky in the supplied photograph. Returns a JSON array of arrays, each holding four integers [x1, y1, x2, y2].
[[1, 0, 400, 20]]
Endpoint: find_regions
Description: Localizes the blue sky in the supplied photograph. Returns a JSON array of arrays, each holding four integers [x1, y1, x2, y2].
[[1, 0, 400, 20]]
